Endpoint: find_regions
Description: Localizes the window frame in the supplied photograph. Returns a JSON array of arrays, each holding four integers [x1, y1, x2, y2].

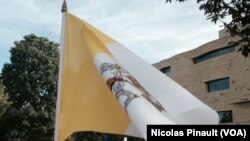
[[206, 77, 230, 92], [160, 66, 171, 74], [218, 110, 233, 123], [193, 45, 236, 64]]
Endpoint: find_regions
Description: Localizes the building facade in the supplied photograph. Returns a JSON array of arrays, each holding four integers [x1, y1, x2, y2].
[[154, 29, 250, 124]]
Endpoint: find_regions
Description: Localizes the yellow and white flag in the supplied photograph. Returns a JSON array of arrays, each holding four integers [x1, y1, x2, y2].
[[54, 12, 219, 141]]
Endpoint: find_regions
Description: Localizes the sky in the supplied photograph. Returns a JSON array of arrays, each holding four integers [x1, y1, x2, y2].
[[0, 0, 223, 71]]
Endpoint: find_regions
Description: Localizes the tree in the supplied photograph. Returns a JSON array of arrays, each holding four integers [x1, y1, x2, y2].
[[0, 34, 59, 141], [166, 0, 250, 56]]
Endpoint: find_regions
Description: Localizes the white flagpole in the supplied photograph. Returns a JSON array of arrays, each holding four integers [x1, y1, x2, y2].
[[54, 0, 67, 141]]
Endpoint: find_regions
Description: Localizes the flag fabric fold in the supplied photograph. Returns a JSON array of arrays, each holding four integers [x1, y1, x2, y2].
[[54, 12, 219, 141]]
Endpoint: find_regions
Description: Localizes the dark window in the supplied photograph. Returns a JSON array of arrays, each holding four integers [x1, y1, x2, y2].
[[160, 66, 171, 73], [193, 45, 235, 64], [218, 110, 233, 123], [207, 77, 229, 92]]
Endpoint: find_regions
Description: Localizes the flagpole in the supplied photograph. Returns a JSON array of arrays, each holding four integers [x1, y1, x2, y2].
[[61, 0, 67, 13], [54, 1, 67, 141]]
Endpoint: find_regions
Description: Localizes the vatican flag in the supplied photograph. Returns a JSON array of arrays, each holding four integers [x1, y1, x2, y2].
[[54, 11, 219, 141]]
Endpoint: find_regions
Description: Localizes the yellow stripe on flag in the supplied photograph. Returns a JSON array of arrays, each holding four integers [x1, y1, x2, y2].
[[57, 13, 130, 141]]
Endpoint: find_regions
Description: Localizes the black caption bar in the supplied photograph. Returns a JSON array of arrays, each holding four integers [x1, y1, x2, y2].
[[147, 125, 250, 141]]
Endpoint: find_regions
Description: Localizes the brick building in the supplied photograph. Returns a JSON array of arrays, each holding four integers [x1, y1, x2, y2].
[[154, 29, 250, 124]]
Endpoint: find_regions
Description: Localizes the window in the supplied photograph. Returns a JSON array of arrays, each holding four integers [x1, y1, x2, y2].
[[207, 77, 229, 92], [193, 45, 235, 64], [218, 110, 233, 123], [160, 66, 171, 73]]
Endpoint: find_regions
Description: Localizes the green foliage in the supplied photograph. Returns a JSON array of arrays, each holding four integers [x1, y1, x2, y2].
[[0, 106, 56, 141], [166, 0, 250, 57], [0, 34, 59, 141]]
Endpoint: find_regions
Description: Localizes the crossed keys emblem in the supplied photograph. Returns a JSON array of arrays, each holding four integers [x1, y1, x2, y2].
[[100, 63, 166, 113]]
